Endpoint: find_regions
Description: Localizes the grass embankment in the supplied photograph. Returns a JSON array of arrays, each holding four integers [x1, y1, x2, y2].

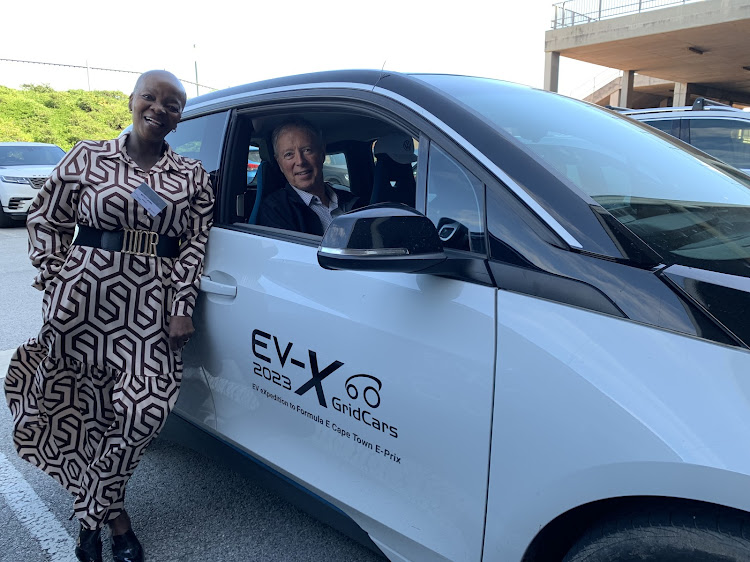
[[0, 84, 131, 150]]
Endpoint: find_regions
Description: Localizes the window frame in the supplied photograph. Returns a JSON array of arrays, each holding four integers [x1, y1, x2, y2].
[[212, 96, 427, 240]]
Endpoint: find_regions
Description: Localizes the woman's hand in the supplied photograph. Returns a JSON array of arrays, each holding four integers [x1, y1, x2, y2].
[[169, 315, 195, 351]]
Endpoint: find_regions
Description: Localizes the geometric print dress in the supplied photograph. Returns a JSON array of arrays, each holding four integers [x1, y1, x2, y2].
[[4, 134, 214, 529]]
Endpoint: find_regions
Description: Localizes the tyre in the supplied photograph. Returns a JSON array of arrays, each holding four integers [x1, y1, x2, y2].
[[563, 506, 750, 562]]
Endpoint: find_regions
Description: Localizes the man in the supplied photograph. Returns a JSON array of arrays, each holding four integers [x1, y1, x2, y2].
[[256, 118, 358, 235]]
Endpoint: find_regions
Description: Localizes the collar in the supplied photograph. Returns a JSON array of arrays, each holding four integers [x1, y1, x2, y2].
[[102, 133, 181, 173], [290, 184, 338, 209]]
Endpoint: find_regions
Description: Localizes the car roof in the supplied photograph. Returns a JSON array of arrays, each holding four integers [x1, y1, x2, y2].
[[188, 69, 386, 107], [183, 69, 497, 118]]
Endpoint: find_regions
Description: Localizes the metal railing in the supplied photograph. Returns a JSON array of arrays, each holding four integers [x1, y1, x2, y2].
[[551, 0, 704, 28]]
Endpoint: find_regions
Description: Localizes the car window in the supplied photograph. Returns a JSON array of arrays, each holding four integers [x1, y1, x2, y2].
[[641, 118, 679, 138], [238, 112, 419, 236], [688, 118, 750, 170], [323, 152, 350, 188], [247, 145, 261, 186], [166, 111, 229, 173], [426, 143, 486, 254]]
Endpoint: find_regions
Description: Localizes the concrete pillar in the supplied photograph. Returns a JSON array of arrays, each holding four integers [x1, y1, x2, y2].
[[544, 51, 560, 93], [609, 92, 620, 106], [673, 82, 689, 106], [619, 70, 635, 108]]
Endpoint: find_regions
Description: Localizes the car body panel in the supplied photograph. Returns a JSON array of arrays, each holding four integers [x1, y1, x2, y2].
[[183, 225, 496, 561], [0, 164, 56, 215], [484, 289, 750, 560]]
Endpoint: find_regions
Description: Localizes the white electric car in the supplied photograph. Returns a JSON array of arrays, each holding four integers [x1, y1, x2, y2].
[[165, 70, 750, 562], [0, 142, 65, 227]]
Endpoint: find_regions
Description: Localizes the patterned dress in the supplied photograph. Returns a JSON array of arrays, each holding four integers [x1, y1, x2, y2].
[[4, 134, 214, 529]]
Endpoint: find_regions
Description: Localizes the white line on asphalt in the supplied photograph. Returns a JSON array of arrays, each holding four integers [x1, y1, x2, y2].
[[0, 452, 77, 561], [0, 348, 14, 379]]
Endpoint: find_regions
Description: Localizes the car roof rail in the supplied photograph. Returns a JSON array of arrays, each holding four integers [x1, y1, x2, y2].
[[605, 105, 631, 112], [691, 97, 736, 111], [619, 106, 689, 115]]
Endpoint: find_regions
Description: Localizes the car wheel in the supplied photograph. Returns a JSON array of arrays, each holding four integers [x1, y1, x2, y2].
[[0, 206, 19, 228], [563, 506, 750, 562]]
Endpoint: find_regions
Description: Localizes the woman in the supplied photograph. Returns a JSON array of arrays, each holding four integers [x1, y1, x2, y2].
[[4, 70, 214, 562]]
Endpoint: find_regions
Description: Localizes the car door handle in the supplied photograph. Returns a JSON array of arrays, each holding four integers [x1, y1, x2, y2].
[[200, 275, 237, 297]]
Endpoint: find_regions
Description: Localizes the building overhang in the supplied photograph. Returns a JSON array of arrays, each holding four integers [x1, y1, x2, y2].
[[546, 0, 750, 95]]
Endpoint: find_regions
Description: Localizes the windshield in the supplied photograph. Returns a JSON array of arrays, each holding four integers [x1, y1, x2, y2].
[[0, 145, 65, 166], [416, 75, 750, 277]]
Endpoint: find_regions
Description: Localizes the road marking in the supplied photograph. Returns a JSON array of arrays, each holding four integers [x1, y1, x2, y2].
[[0, 348, 15, 379], [0, 452, 77, 561]]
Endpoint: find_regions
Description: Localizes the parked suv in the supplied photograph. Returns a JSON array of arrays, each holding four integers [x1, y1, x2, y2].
[[618, 98, 750, 174], [163, 70, 750, 562], [0, 142, 65, 227]]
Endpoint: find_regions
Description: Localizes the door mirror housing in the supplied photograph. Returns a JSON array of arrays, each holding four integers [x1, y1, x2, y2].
[[317, 203, 447, 273]]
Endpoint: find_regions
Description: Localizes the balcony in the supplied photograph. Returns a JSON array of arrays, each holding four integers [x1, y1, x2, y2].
[[551, 0, 705, 29]]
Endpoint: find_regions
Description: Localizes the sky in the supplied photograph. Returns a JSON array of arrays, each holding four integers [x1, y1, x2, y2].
[[0, 0, 612, 100]]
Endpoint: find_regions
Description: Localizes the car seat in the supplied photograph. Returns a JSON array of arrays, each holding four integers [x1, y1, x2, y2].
[[370, 133, 417, 207], [248, 141, 285, 224], [370, 154, 416, 207]]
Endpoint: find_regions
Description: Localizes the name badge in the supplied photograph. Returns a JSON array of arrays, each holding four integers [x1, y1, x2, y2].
[[132, 183, 167, 217]]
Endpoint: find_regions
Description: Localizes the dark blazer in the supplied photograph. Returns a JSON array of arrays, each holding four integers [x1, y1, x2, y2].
[[256, 183, 359, 236]]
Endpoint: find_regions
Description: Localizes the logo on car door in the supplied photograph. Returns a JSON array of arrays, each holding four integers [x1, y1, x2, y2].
[[251, 328, 399, 439]]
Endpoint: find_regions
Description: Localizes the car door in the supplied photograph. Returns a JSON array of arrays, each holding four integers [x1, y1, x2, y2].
[[189, 110, 497, 561]]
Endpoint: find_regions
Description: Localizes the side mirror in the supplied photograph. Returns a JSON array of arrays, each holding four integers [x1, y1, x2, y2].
[[317, 203, 447, 273]]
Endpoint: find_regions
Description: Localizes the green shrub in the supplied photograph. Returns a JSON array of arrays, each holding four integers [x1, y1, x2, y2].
[[0, 85, 131, 150]]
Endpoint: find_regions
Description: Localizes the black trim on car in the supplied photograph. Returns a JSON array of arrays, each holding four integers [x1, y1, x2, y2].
[[489, 261, 625, 317], [660, 266, 750, 348]]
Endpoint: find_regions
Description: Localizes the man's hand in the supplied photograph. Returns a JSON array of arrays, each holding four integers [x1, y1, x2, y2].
[[169, 315, 195, 351]]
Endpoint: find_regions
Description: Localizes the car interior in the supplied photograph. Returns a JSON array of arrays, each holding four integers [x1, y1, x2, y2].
[[224, 110, 419, 230]]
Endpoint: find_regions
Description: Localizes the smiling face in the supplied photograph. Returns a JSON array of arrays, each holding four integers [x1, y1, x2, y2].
[[274, 126, 325, 194], [128, 71, 186, 145]]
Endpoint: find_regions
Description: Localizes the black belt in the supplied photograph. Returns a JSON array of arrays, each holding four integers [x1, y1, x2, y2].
[[73, 225, 180, 258]]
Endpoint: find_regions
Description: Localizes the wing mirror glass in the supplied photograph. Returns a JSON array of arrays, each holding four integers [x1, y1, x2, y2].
[[317, 203, 446, 273]]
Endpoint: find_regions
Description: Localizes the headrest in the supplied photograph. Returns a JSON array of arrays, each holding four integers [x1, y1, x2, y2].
[[259, 140, 272, 162], [374, 133, 417, 165]]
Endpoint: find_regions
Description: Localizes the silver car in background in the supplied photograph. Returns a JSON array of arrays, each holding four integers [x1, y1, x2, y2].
[[0, 142, 65, 227]]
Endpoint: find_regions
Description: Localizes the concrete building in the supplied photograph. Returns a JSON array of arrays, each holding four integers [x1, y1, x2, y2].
[[545, 0, 750, 108]]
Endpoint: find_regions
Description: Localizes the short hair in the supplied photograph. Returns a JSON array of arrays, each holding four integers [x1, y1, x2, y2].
[[133, 70, 187, 109], [271, 117, 324, 157]]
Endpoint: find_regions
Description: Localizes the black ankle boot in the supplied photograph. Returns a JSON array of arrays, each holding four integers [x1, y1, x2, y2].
[[75, 527, 102, 562], [111, 529, 144, 562]]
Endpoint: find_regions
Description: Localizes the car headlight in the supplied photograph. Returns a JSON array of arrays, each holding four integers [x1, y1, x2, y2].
[[0, 176, 31, 184]]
